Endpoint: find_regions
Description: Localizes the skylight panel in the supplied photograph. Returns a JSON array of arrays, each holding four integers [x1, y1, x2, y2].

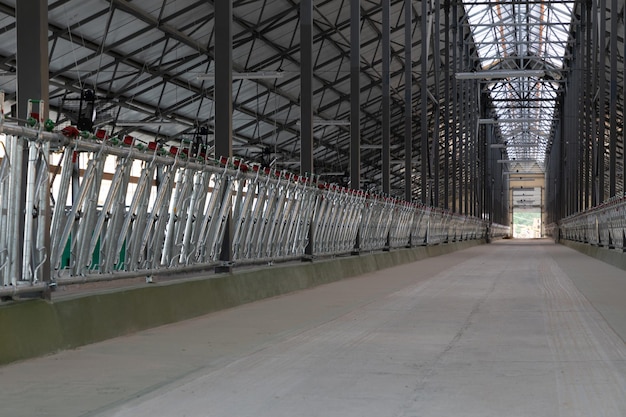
[[462, 0, 574, 166]]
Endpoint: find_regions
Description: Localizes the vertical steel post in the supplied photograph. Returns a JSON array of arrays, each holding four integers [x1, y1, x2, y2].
[[474, 85, 479, 217], [558, 98, 566, 219], [480, 92, 487, 220], [575, 23, 583, 213], [433, 0, 441, 207], [16, 0, 50, 285], [590, 0, 598, 206], [598, 0, 606, 202], [464, 42, 470, 216], [609, 0, 617, 197], [486, 122, 493, 224], [350, 0, 360, 192], [564, 72, 571, 215], [459, 84, 465, 215], [432, 104, 440, 207], [404, 0, 413, 202], [382, 0, 391, 195], [468, 94, 473, 217], [420, 0, 429, 203], [300, 0, 314, 258], [584, 2, 591, 209], [451, 4, 458, 212], [569, 76, 577, 215], [459, 55, 465, 215], [214, 0, 233, 273], [443, 0, 450, 210]]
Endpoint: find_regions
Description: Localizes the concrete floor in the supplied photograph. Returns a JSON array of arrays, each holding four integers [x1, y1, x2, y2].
[[1, 239, 626, 417]]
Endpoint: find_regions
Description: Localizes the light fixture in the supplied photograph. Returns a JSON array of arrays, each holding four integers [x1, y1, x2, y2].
[[455, 70, 545, 80], [497, 159, 536, 164], [296, 120, 351, 126], [318, 172, 345, 176], [479, 118, 544, 124], [503, 172, 542, 176], [313, 120, 350, 126], [116, 120, 190, 127], [490, 143, 537, 148], [197, 71, 284, 80]]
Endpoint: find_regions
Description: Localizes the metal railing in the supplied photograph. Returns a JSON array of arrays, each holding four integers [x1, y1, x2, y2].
[[489, 222, 510, 239], [553, 196, 626, 251], [0, 100, 508, 298]]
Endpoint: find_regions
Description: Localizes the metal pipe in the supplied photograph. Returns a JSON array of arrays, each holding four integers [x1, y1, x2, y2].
[[21, 140, 38, 282], [0, 282, 48, 298], [8, 135, 22, 285], [1, 122, 493, 291]]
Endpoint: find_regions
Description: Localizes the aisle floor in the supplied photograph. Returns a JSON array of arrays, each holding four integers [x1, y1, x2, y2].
[[2, 239, 626, 417]]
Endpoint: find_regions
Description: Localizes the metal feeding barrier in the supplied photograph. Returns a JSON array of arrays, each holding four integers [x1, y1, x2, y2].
[[556, 195, 626, 250], [0, 96, 508, 299]]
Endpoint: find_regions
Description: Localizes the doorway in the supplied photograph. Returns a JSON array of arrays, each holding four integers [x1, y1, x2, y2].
[[512, 208, 542, 238]]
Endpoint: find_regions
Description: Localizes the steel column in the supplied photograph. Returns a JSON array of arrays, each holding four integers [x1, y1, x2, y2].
[[443, 0, 450, 209], [460, 86, 465, 213], [565, 69, 573, 215], [584, 2, 591, 209], [300, 0, 314, 258], [569, 54, 576, 216], [404, 0, 413, 202], [560, 94, 566, 218], [558, 99, 566, 220], [609, 0, 617, 197], [598, 0, 606, 202], [470, 83, 477, 217], [300, 0, 313, 178], [460, 80, 472, 215], [16, 1, 49, 119], [452, 4, 458, 212], [16, 0, 50, 285], [214, 0, 233, 272], [486, 122, 493, 224], [382, 0, 390, 195], [432, 104, 440, 207], [350, 0, 360, 192], [462, 34, 470, 215], [575, 22, 583, 214], [420, 0, 429, 203], [433, 0, 441, 207], [460, 42, 466, 213], [591, 0, 598, 206]]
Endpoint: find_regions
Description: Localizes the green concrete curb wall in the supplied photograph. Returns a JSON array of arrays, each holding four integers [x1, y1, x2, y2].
[[1, 240, 482, 365], [561, 240, 626, 271]]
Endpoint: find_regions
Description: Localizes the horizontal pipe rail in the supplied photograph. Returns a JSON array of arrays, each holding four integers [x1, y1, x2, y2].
[[0, 120, 509, 300], [552, 195, 626, 251]]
